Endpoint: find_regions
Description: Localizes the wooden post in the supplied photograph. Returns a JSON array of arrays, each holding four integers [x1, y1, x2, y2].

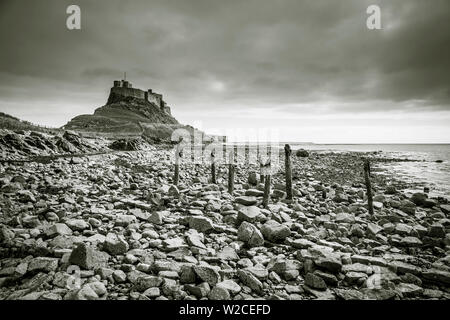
[[284, 144, 293, 200], [261, 158, 271, 208], [211, 149, 216, 184], [363, 159, 374, 215], [228, 150, 234, 194], [174, 142, 183, 185], [258, 156, 265, 184], [263, 174, 271, 209]]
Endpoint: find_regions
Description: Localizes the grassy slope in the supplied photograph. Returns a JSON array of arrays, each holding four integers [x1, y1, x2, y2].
[[0, 112, 60, 134]]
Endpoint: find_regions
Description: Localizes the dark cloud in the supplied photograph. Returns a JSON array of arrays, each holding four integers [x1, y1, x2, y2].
[[0, 0, 449, 134]]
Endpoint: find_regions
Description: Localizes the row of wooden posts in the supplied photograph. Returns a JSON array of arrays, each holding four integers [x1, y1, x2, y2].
[[173, 142, 374, 213]]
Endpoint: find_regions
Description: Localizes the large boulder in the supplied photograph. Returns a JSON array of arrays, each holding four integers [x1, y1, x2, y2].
[[237, 270, 263, 293], [305, 272, 327, 290], [27, 257, 59, 274], [69, 243, 110, 270], [410, 193, 427, 206], [260, 220, 291, 242], [193, 265, 221, 286], [237, 221, 264, 247], [295, 149, 309, 157], [45, 223, 73, 238], [400, 200, 416, 215], [189, 216, 214, 233], [103, 233, 129, 256], [237, 206, 261, 224], [65, 219, 90, 231], [235, 196, 257, 206], [385, 185, 397, 195]]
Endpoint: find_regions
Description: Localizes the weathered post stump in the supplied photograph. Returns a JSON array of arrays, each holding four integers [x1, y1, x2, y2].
[[228, 151, 235, 194], [363, 159, 374, 215], [211, 149, 216, 184], [263, 174, 271, 209], [260, 158, 271, 209], [284, 144, 293, 200], [173, 142, 183, 185], [258, 156, 266, 184]]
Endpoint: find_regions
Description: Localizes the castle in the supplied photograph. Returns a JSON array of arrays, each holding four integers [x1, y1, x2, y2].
[[111, 79, 172, 115]]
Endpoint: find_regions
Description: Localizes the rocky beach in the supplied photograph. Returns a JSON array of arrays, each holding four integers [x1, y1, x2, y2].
[[1, 141, 449, 300]]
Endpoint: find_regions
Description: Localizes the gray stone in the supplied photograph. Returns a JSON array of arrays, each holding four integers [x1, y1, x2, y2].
[[180, 265, 196, 284], [410, 193, 427, 206], [103, 233, 129, 255], [237, 206, 261, 224], [185, 283, 210, 298], [149, 211, 164, 225], [216, 280, 241, 295], [134, 276, 164, 292], [440, 204, 450, 214], [189, 216, 214, 233], [295, 149, 309, 157], [366, 223, 382, 236], [168, 185, 180, 197], [69, 243, 110, 270], [400, 200, 416, 215], [193, 265, 221, 286], [314, 256, 343, 273], [261, 220, 291, 242], [129, 208, 150, 221], [304, 272, 327, 290], [66, 219, 90, 231], [237, 270, 263, 294], [27, 257, 59, 274], [185, 229, 206, 249], [143, 287, 160, 298], [237, 221, 264, 247], [113, 270, 127, 283], [217, 246, 239, 261], [45, 223, 73, 238], [208, 286, 230, 300], [428, 223, 446, 238], [235, 196, 257, 206], [399, 236, 422, 247], [421, 269, 450, 285], [351, 255, 387, 267], [245, 189, 264, 197], [397, 283, 423, 297]]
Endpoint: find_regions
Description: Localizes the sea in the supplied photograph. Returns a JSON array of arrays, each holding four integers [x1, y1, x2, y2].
[[288, 143, 450, 198]]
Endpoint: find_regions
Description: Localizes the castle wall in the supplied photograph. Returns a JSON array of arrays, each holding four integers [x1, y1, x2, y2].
[[110, 87, 146, 100], [110, 81, 172, 116]]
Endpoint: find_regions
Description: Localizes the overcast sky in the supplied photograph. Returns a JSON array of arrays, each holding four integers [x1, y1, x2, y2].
[[0, 0, 449, 143]]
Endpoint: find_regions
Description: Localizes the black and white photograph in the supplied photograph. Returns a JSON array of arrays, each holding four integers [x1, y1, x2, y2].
[[0, 0, 449, 310]]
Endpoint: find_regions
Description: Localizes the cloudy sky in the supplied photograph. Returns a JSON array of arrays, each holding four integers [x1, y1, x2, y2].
[[0, 0, 449, 143]]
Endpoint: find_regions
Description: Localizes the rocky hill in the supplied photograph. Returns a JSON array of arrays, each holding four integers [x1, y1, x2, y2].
[[64, 93, 199, 141]]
